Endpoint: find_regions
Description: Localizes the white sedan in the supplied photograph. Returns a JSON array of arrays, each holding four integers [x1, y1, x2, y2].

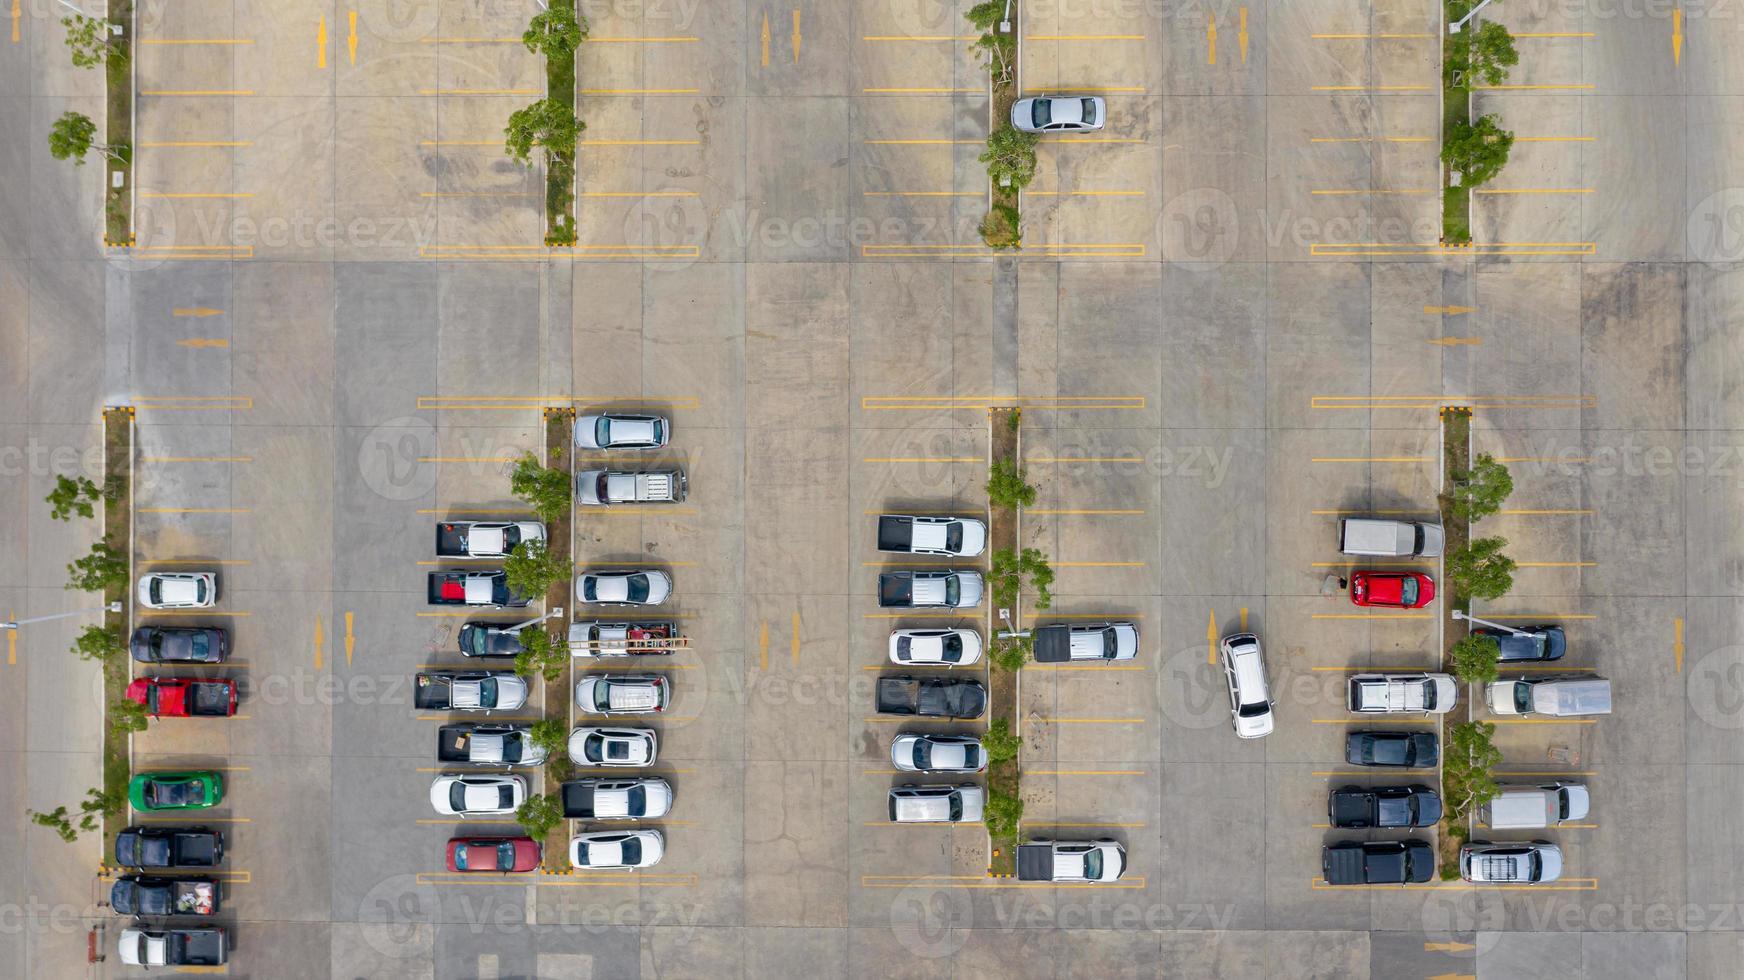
[[576, 674, 671, 715], [574, 413, 669, 450], [137, 571, 217, 609], [429, 774, 528, 817], [888, 628, 983, 667], [569, 830, 664, 870], [569, 727, 659, 767], [891, 733, 986, 773], [577, 570, 673, 606], [1011, 95, 1106, 133]]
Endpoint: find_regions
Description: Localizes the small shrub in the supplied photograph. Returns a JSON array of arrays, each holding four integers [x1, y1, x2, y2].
[[504, 540, 568, 600], [66, 542, 128, 593], [72, 624, 125, 662], [513, 627, 566, 683], [990, 634, 1031, 672], [1447, 536, 1517, 602], [978, 204, 1022, 250], [1445, 452, 1514, 522], [983, 789, 1023, 839], [109, 697, 149, 735], [515, 793, 564, 840], [982, 717, 1021, 764], [529, 718, 568, 756], [1449, 633, 1501, 684], [46, 475, 104, 521], [509, 452, 571, 523], [62, 15, 126, 70], [980, 126, 1040, 192], [985, 457, 1037, 510]]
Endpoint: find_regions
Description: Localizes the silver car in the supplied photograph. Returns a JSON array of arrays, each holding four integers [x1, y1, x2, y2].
[[574, 413, 669, 450], [1011, 95, 1106, 133], [890, 733, 986, 773], [576, 569, 673, 606]]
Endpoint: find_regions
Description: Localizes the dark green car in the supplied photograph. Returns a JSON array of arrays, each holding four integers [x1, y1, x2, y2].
[[129, 772, 224, 812]]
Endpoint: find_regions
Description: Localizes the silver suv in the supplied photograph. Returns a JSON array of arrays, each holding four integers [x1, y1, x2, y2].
[[1219, 632, 1274, 738], [1460, 841, 1563, 883]]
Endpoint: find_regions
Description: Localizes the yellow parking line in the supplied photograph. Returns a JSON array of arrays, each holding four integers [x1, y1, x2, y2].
[[1516, 136, 1596, 142], [135, 396, 253, 410], [1027, 34, 1145, 40], [863, 612, 979, 619], [1311, 33, 1433, 39], [1311, 510, 1435, 516], [863, 395, 1146, 410], [586, 36, 699, 43], [1490, 718, 1598, 725], [1312, 879, 1598, 891], [1516, 561, 1596, 568], [1310, 613, 1432, 620], [1485, 613, 1595, 620], [140, 90, 255, 96], [1311, 395, 1594, 410], [1309, 665, 1439, 671], [417, 456, 520, 463], [419, 88, 540, 95], [414, 508, 532, 515], [1312, 770, 1432, 776], [860, 35, 977, 41], [1028, 821, 1147, 828], [1054, 137, 1146, 143], [1514, 32, 1596, 38], [579, 139, 702, 146], [863, 191, 978, 197], [139, 141, 253, 147], [1313, 718, 1435, 724], [1027, 664, 1147, 671], [863, 139, 981, 144], [864, 820, 985, 826], [1495, 456, 1591, 463], [139, 193, 253, 199], [1475, 84, 1596, 90], [419, 36, 521, 43], [1027, 457, 1142, 463], [1053, 561, 1146, 567], [1310, 136, 1435, 143], [140, 559, 249, 566], [1022, 86, 1146, 93], [579, 191, 699, 197], [862, 875, 1148, 890]]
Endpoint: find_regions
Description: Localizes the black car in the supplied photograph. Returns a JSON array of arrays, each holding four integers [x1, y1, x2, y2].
[[1322, 840, 1434, 885], [110, 876, 221, 916], [1474, 625, 1566, 663], [129, 627, 227, 665], [459, 622, 523, 658], [874, 676, 988, 719], [1328, 784, 1443, 829], [114, 827, 224, 869], [1345, 731, 1438, 768]]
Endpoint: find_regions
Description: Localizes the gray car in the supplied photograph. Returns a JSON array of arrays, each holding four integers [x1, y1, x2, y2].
[[1010, 95, 1106, 133]]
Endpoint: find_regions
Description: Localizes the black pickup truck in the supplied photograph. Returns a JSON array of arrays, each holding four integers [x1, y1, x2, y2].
[[875, 676, 987, 719], [1327, 784, 1443, 829], [115, 827, 224, 869], [110, 876, 221, 916], [1322, 840, 1434, 885]]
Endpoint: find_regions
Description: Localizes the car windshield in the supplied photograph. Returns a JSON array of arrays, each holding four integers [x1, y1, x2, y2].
[[583, 580, 599, 601], [196, 580, 208, 602], [1104, 631, 1117, 659], [583, 736, 605, 762], [1399, 578, 1419, 605], [496, 842, 515, 868], [495, 786, 513, 808], [462, 629, 485, 656], [449, 784, 469, 811], [961, 744, 981, 768], [949, 794, 963, 821], [1513, 683, 1532, 712], [1084, 851, 1103, 879], [912, 742, 930, 768], [626, 576, 650, 603], [941, 635, 962, 661], [1237, 701, 1270, 718], [621, 839, 643, 864], [1080, 99, 1098, 124], [595, 418, 613, 445], [454, 846, 472, 870], [651, 420, 664, 443], [628, 786, 646, 813], [945, 524, 962, 551], [149, 580, 163, 604], [944, 577, 959, 605], [1031, 101, 1050, 127], [592, 685, 614, 711], [594, 474, 612, 498], [477, 677, 498, 705]]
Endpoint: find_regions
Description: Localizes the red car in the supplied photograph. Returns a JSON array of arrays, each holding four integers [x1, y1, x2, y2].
[[1350, 572, 1435, 609], [125, 678, 237, 717], [446, 837, 541, 873]]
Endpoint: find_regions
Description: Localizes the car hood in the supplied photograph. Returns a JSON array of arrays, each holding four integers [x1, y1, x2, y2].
[[1561, 784, 1591, 821], [955, 520, 987, 556], [1111, 623, 1139, 660]]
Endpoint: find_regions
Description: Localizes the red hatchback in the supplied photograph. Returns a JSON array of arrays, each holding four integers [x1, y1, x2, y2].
[[446, 837, 541, 873], [1350, 571, 1435, 608]]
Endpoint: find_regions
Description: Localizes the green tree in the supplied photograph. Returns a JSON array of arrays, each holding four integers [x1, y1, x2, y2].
[[985, 456, 1037, 510], [62, 15, 126, 70], [529, 718, 568, 757], [523, 2, 588, 60], [1446, 452, 1514, 522], [1449, 632, 1501, 684], [515, 793, 564, 840], [47, 475, 104, 521], [29, 806, 79, 843], [48, 111, 127, 167], [1447, 536, 1517, 602], [1445, 21, 1518, 89], [982, 717, 1021, 764], [66, 542, 128, 593], [1441, 721, 1503, 819], [989, 547, 1054, 611], [109, 697, 149, 735], [504, 540, 568, 600], [983, 788, 1023, 838], [965, 2, 1015, 82], [979, 203, 1022, 251], [504, 99, 584, 166], [509, 452, 571, 523], [990, 633, 1031, 672], [513, 626, 567, 683], [980, 125, 1040, 191], [1442, 114, 1515, 189], [72, 624, 125, 662], [29, 788, 124, 843]]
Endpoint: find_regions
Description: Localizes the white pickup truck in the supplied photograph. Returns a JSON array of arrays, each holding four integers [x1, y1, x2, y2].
[[1015, 840, 1127, 883], [577, 469, 687, 505], [1347, 673, 1458, 715], [877, 515, 987, 557], [877, 571, 984, 608], [434, 521, 546, 559]]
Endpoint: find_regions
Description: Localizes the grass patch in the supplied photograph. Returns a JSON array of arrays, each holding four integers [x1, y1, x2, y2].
[[540, 409, 575, 868], [543, 0, 578, 245], [1440, 38, 1472, 245], [104, 1, 133, 244], [985, 408, 1021, 875], [101, 408, 133, 854]]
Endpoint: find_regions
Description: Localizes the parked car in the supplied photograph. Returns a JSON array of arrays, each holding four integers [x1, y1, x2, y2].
[[1473, 624, 1567, 663], [428, 774, 528, 817], [569, 830, 665, 870], [876, 515, 987, 557], [413, 672, 529, 712], [126, 677, 237, 717], [877, 570, 983, 609], [569, 727, 659, 767], [1485, 676, 1611, 717], [888, 628, 983, 666], [889, 784, 985, 824], [129, 772, 223, 812], [577, 469, 687, 505], [568, 621, 682, 657], [110, 876, 220, 916], [118, 927, 227, 968], [874, 676, 987, 719], [115, 827, 223, 869], [136, 572, 216, 610], [1338, 518, 1444, 558], [561, 778, 674, 820], [437, 724, 548, 767], [1016, 839, 1126, 882], [1345, 731, 1439, 768], [427, 570, 531, 608], [574, 413, 669, 450], [577, 570, 673, 606], [1460, 841, 1563, 884], [434, 521, 545, 559], [576, 674, 670, 715], [1322, 840, 1434, 885], [129, 626, 227, 664], [1346, 673, 1458, 715], [1032, 622, 1140, 663], [890, 733, 985, 773], [1328, 785, 1443, 829], [1011, 95, 1106, 133], [1480, 782, 1591, 830], [1350, 571, 1435, 609], [1218, 632, 1274, 738], [446, 836, 541, 873], [459, 622, 524, 658]]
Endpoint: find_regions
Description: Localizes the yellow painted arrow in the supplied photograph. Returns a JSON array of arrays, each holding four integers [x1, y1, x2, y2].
[[1423, 305, 1476, 315], [1424, 941, 1476, 953], [317, 14, 327, 68], [1206, 610, 1217, 664], [347, 11, 358, 65], [1673, 9, 1683, 66], [791, 9, 800, 63], [1427, 337, 1481, 346], [760, 11, 770, 68], [177, 338, 231, 349], [1674, 616, 1684, 672], [1207, 14, 1217, 65], [10, 0, 20, 44], [1238, 7, 1249, 63], [344, 611, 356, 666], [314, 615, 324, 670], [173, 307, 225, 318]]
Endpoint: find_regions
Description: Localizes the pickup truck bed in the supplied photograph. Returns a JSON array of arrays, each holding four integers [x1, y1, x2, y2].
[[1322, 844, 1367, 885], [1016, 844, 1056, 882], [875, 676, 987, 719], [1327, 790, 1374, 828], [1033, 625, 1073, 663], [561, 782, 599, 818], [115, 828, 224, 869]]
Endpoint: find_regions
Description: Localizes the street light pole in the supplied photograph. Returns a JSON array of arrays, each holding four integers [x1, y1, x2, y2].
[[1450, 609, 1527, 636], [505, 607, 564, 634], [1448, 0, 1496, 33], [0, 602, 123, 630]]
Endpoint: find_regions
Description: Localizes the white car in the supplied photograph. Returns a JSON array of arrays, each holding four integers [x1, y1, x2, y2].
[[1011, 95, 1106, 133], [576, 674, 671, 715], [577, 570, 673, 606], [890, 733, 986, 773], [575, 413, 669, 450], [1219, 632, 1274, 739], [428, 774, 528, 817], [137, 572, 217, 609], [888, 628, 983, 667], [569, 830, 664, 870], [569, 727, 659, 767]]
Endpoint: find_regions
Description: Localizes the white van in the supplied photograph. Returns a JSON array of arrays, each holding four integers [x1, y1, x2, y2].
[[1485, 676, 1612, 717], [1338, 518, 1444, 558], [1479, 782, 1591, 830], [888, 784, 985, 824]]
